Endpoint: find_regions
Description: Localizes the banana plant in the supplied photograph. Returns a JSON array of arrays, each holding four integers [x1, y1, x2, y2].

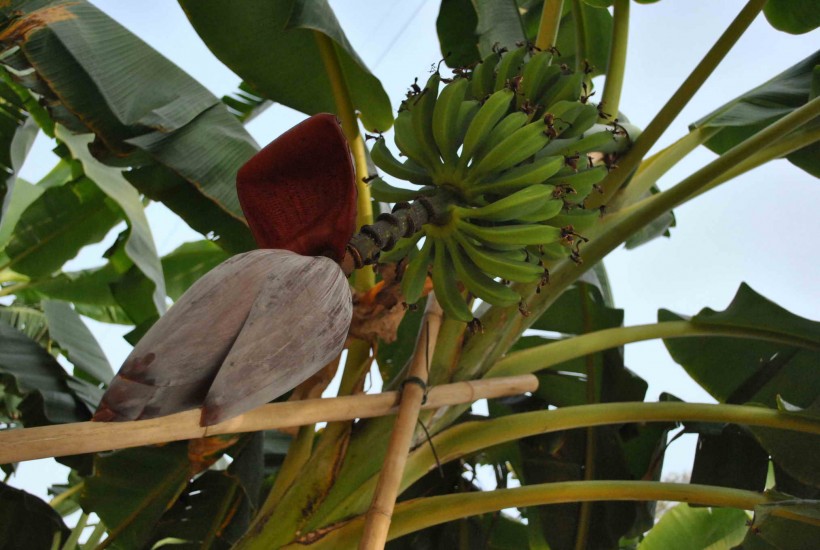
[[0, 1, 818, 549]]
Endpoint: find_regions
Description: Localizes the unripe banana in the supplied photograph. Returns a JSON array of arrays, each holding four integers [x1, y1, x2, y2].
[[431, 78, 469, 165], [394, 111, 436, 173], [431, 239, 474, 322], [540, 241, 570, 260], [549, 166, 608, 204], [455, 184, 555, 222], [460, 89, 515, 167], [494, 45, 528, 92], [461, 89, 513, 165], [473, 110, 529, 161], [539, 71, 584, 110], [584, 121, 642, 153], [368, 176, 428, 203], [545, 209, 600, 233], [471, 155, 563, 194], [371, 138, 434, 185], [538, 130, 616, 159], [521, 52, 561, 106], [557, 104, 598, 138], [401, 236, 433, 304], [469, 51, 501, 100], [408, 73, 442, 170], [453, 231, 543, 282], [446, 238, 521, 306], [457, 219, 563, 245], [454, 99, 481, 151], [516, 197, 564, 222], [467, 119, 551, 182]]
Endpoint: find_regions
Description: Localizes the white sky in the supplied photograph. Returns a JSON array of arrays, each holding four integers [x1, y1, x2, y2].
[[10, 0, 820, 503]]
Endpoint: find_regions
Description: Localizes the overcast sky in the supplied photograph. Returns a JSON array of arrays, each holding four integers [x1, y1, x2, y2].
[[12, 0, 819, 499]]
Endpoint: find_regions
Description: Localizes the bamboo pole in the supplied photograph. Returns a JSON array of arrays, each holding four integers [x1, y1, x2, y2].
[[0, 374, 535, 464], [359, 294, 444, 550]]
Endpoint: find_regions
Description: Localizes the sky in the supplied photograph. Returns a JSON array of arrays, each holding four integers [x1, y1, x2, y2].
[[10, 0, 820, 504]]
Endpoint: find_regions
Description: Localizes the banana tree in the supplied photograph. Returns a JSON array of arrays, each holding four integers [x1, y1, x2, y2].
[[0, 0, 818, 549]]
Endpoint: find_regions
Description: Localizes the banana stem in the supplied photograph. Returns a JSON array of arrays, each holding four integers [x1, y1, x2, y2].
[[597, 0, 629, 122], [295, 480, 774, 547], [588, 0, 767, 208], [314, 30, 374, 291], [314, 397, 818, 528], [535, 0, 565, 53], [611, 126, 719, 210], [598, 95, 820, 254], [489, 319, 819, 378], [690, 125, 820, 199]]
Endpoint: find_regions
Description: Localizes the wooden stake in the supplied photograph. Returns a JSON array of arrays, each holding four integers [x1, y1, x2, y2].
[[0, 374, 536, 464], [359, 294, 444, 550]]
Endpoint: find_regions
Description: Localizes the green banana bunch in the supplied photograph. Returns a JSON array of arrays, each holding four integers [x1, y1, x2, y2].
[[369, 45, 638, 324]]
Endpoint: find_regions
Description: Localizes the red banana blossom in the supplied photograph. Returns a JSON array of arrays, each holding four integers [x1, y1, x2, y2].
[[94, 114, 357, 426]]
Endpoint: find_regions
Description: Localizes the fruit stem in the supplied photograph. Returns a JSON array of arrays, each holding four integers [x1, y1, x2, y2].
[[597, 0, 629, 122], [343, 193, 450, 274], [535, 0, 565, 53], [690, 125, 820, 199], [587, 0, 767, 209], [314, 30, 374, 291]]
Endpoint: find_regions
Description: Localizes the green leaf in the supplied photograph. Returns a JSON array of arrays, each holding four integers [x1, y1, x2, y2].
[[625, 187, 676, 250], [0, 177, 43, 249], [43, 299, 112, 384], [503, 282, 663, 547], [472, 0, 526, 57], [18, 263, 132, 326], [161, 240, 230, 301], [0, 68, 38, 208], [0, 1, 258, 252], [179, 0, 393, 132], [0, 320, 90, 426], [124, 163, 256, 254], [660, 283, 820, 407], [58, 127, 166, 316], [691, 50, 820, 178], [221, 81, 273, 124], [661, 284, 820, 489], [638, 503, 748, 550], [151, 435, 263, 548], [763, 0, 820, 35], [81, 443, 192, 550], [690, 424, 769, 492], [554, 1, 613, 77], [436, 0, 481, 68], [752, 399, 820, 489], [738, 499, 820, 549], [0, 483, 70, 549], [530, 282, 624, 334], [1, 176, 122, 278], [0, 304, 47, 343]]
